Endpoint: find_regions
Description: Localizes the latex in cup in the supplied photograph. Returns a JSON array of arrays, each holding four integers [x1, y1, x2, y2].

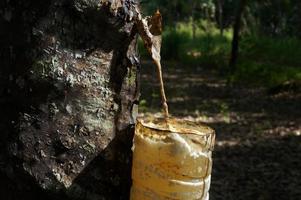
[[130, 117, 215, 200]]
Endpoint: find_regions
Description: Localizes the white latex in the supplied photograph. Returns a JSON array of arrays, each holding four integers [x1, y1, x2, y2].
[[130, 118, 215, 200]]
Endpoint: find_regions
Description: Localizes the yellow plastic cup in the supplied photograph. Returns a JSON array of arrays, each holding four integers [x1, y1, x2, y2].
[[130, 117, 215, 200]]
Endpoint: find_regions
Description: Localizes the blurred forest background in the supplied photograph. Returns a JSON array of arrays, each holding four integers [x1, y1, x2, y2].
[[140, 0, 301, 86], [138, 1, 301, 200]]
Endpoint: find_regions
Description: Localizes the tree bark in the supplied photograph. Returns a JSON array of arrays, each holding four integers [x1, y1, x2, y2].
[[217, 0, 224, 36], [0, 0, 140, 199], [191, 2, 197, 41], [229, 0, 247, 73]]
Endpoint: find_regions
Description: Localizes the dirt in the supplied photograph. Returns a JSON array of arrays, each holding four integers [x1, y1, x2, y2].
[[139, 61, 301, 200]]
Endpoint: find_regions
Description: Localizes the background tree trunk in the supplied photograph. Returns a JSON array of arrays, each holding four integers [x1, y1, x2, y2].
[[0, 0, 140, 199], [191, 2, 197, 41], [217, 0, 224, 36], [229, 0, 247, 73]]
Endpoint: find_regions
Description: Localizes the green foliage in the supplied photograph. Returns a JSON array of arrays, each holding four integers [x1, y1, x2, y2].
[[161, 27, 190, 60], [247, 0, 301, 37], [141, 0, 216, 24], [232, 36, 301, 86], [139, 20, 232, 67], [139, 0, 301, 88], [175, 21, 232, 67], [139, 21, 301, 87], [240, 36, 301, 67], [138, 99, 148, 113]]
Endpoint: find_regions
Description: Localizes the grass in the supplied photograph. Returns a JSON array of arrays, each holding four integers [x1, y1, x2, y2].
[[139, 20, 232, 67], [138, 20, 301, 87], [234, 36, 301, 86]]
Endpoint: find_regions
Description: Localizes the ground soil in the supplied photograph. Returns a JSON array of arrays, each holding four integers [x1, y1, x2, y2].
[[139, 61, 301, 200]]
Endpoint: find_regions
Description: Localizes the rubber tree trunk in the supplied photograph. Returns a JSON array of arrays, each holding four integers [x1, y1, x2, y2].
[[0, 0, 140, 200], [229, 0, 247, 73]]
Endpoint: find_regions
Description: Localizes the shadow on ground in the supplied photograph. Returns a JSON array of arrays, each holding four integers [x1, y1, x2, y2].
[[139, 60, 301, 200], [211, 135, 301, 200]]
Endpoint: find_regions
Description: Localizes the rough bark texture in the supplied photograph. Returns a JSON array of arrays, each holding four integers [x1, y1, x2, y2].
[[0, 0, 140, 199]]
